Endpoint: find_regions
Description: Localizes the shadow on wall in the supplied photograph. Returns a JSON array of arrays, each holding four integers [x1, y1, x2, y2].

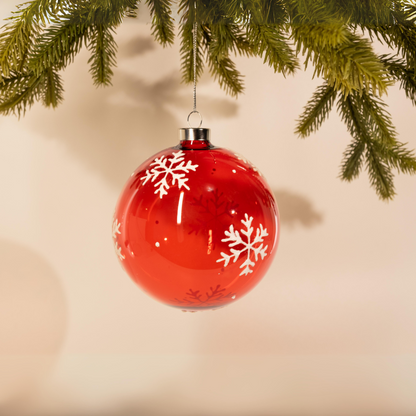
[[26, 36, 239, 189], [0, 240, 67, 410], [274, 189, 323, 228]]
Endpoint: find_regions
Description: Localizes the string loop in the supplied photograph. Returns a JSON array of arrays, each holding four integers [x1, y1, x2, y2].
[[187, 110, 203, 128]]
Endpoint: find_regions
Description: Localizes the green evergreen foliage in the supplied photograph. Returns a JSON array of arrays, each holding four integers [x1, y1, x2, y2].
[[88, 24, 118, 85], [146, 0, 175, 46], [1, 0, 416, 200], [296, 81, 337, 137]]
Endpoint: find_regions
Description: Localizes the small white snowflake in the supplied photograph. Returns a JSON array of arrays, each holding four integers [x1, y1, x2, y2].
[[217, 213, 268, 276], [141, 150, 198, 198], [114, 241, 125, 261], [112, 218, 121, 239], [234, 153, 262, 176], [112, 218, 125, 261]]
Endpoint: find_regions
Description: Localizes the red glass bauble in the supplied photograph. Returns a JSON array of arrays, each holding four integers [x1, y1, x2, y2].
[[113, 129, 280, 311]]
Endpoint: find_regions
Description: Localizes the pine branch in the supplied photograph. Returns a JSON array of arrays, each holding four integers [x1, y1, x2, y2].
[[146, 0, 175, 46], [245, 0, 298, 75], [179, 0, 205, 84], [87, 0, 139, 26], [296, 81, 337, 137], [338, 92, 396, 200], [88, 24, 117, 86], [365, 139, 396, 200], [376, 140, 416, 175], [207, 52, 244, 97], [0, 72, 31, 97], [27, 13, 90, 76], [0, 2, 40, 80], [406, 0, 416, 23], [288, 1, 391, 95], [0, 72, 43, 116], [208, 22, 252, 58], [334, 0, 394, 27], [294, 24, 391, 96], [380, 54, 416, 106], [371, 6, 416, 71], [360, 89, 397, 145], [27, 1, 132, 83], [179, 22, 204, 84], [338, 92, 373, 144], [0, 0, 76, 80], [180, 0, 247, 96], [247, 23, 298, 74], [41, 67, 64, 107], [207, 24, 244, 96], [340, 138, 366, 181]]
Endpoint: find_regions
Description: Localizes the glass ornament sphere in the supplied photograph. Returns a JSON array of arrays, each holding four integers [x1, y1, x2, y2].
[[113, 128, 280, 311]]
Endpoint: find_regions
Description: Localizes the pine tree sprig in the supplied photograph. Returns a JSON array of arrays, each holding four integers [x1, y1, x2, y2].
[[378, 140, 416, 175], [244, 0, 298, 75], [340, 137, 366, 181], [365, 139, 396, 201], [294, 25, 391, 96], [146, 0, 175, 47], [360, 89, 397, 145], [41, 67, 64, 107], [0, 71, 43, 116], [205, 23, 244, 96], [334, 0, 394, 27], [247, 23, 299, 75], [295, 81, 337, 137], [179, 0, 205, 85], [381, 54, 416, 105], [336, 91, 414, 200], [27, 17, 90, 76], [179, 22, 204, 85], [0, 1, 40, 80], [0, 0, 77, 81], [88, 24, 117, 86]]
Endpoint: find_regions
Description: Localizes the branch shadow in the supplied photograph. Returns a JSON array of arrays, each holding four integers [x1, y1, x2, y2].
[[119, 35, 155, 58], [274, 189, 323, 229]]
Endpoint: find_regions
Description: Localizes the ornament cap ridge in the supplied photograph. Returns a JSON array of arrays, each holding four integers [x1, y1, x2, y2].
[[179, 128, 210, 142]]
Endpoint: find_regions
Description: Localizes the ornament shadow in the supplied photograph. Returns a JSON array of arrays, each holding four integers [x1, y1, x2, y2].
[[0, 240, 68, 411], [273, 189, 323, 229], [26, 37, 239, 189]]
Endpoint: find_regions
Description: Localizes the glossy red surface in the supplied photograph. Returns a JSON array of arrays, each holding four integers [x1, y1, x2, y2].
[[113, 136, 280, 311]]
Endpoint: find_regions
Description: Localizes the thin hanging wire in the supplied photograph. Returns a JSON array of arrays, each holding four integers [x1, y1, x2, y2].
[[187, 1, 202, 128], [193, 14, 197, 112]]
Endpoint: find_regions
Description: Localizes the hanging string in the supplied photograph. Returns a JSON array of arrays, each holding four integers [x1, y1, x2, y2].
[[187, 1, 203, 128], [193, 11, 197, 112]]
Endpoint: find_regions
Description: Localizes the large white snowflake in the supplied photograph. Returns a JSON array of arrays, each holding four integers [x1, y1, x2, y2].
[[140, 150, 198, 198], [112, 218, 125, 261], [217, 214, 268, 276]]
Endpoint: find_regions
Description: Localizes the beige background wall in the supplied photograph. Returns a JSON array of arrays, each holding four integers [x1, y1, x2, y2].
[[1, 2, 416, 415]]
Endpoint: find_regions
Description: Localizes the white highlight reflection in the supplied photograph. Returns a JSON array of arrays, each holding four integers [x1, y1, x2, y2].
[[177, 191, 185, 224]]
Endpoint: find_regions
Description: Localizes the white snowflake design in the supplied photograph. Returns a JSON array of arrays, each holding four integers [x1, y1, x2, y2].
[[217, 214, 268, 276], [234, 153, 262, 176], [141, 150, 198, 198], [114, 241, 125, 261], [112, 218, 121, 239], [112, 218, 125, 261]]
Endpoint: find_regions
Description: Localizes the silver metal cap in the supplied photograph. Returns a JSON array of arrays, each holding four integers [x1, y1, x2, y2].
[[179, 128, 211, 142]]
